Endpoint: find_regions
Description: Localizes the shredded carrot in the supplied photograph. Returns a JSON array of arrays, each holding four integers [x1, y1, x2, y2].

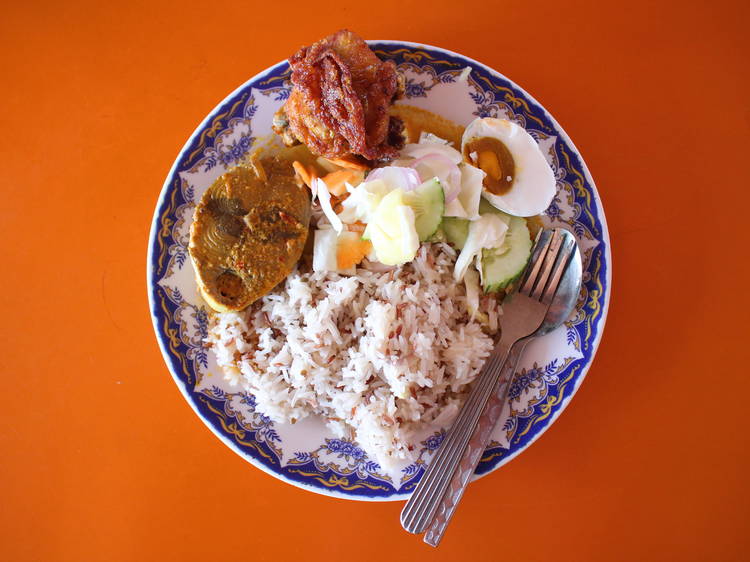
[[324, 156, 370, 171], [292, 161, 317, 188], [337, 238, 372, 270], [315, 156, 340, 173], [322, 169, 358, 196], [346, 221, 366, 233]]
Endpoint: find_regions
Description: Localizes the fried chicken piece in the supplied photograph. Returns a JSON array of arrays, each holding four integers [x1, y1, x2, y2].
[[273, 30, 405, 162]]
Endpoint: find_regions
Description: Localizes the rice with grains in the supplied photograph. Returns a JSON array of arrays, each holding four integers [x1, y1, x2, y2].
[[207, 242, 501, 468]]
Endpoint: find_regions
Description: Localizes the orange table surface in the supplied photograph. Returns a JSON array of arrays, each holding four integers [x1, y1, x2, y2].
[[2, 1, 748, 560]]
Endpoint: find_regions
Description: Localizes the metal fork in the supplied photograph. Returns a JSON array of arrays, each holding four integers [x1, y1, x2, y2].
[[400, 229, 576, 540]]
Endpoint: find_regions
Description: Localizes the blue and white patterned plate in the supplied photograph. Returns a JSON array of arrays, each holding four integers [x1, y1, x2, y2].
[[147, 41, 611, 501]]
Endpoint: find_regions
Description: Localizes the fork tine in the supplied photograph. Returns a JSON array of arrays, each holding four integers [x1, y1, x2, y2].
[[530, 230, 563, 300], [519, 230, 552, 295], [541, 234, 575, 304]]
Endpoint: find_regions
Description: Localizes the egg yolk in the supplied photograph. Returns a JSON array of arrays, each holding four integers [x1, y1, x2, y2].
[[463, 137, 515, 195]]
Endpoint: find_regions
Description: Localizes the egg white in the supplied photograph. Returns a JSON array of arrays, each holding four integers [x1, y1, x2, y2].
[[462, 118, 556, 217]]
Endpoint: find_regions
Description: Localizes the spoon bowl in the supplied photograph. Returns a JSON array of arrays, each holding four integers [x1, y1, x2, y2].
[[531, 227, 583, 337]]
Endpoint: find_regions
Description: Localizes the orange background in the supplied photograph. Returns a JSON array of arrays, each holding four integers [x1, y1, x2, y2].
[[2, 1, 749, 560]]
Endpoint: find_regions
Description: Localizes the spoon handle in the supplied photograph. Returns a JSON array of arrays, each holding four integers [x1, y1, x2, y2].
[[423, 341, 527, 547], [400, 338, 515, 535]]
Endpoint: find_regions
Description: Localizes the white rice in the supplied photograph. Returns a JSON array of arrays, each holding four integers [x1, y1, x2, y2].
[[207, 242, 501, 468]]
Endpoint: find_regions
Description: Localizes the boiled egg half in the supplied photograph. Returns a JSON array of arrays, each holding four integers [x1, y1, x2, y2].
[[461, 117, 556, 217]]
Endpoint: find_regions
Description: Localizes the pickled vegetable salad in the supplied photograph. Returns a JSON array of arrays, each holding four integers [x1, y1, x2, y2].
[[311, 130, 533, 292]]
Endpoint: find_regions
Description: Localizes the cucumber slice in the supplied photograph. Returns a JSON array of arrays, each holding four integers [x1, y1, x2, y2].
[[481, 215, 532, 292], [404, 178, 445, 241], [427, 227, 446, 243], [442, 217, 470, 249]]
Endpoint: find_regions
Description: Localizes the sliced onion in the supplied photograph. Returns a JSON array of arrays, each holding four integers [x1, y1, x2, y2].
[[365, 166, 421, 191], [447, 166, 462, 202], [401, 141, 462, 164], [409, 153, 462, 203]]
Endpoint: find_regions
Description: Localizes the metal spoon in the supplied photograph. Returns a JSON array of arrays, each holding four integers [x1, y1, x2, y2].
[[419, 228, 583, 547]]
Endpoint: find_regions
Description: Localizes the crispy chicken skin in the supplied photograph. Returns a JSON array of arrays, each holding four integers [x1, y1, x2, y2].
[[274, 30, 404, 162]]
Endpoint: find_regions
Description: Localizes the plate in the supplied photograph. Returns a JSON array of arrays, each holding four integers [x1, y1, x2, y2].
[[147, 40, 611, 501]]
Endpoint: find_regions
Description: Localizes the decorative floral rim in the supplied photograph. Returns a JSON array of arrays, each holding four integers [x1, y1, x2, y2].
[[147, 40, 611, 501]]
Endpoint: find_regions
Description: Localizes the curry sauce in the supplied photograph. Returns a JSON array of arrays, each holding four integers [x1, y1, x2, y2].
[[189, 155, 311, 312]]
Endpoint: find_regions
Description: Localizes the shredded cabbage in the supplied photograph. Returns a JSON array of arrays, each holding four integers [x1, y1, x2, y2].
[[464, 267, 481, 320], [365, 166, 421, 191], [312, 177, 343, 233], [441, 163, 484, 219], [337, 178, 391, 224], [312, 228, 338, 272], [457, 163, 485, 219], [453, 214, 508, 282]]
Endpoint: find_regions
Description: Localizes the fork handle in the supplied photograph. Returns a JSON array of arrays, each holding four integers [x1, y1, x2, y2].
[[423, 341, 527, 547], [400, 336, 518, 535]]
